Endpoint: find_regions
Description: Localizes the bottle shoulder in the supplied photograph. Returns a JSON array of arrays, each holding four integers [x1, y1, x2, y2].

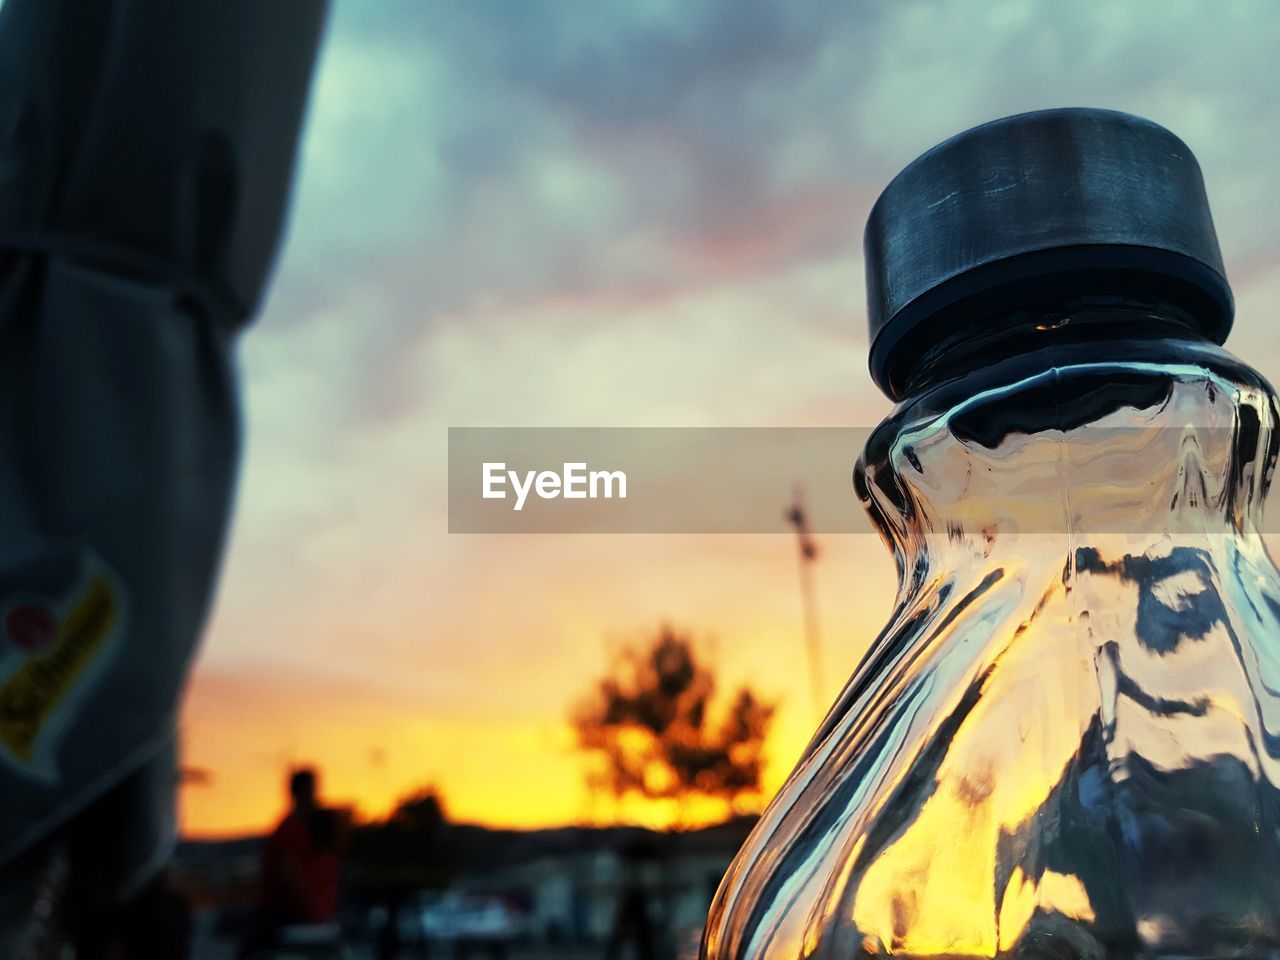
[[853, 335, 1280, 587]]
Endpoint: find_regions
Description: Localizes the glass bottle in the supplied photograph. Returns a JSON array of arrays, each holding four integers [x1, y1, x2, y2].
[[703, 109, 1280, 958]]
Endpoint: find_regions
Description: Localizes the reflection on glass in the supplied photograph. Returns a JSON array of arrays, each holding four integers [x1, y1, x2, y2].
[[704, 330, 1280, 958]]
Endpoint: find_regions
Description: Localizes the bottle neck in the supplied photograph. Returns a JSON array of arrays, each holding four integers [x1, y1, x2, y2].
[[857, 308, 1279, 587], [901, 295, 1212, 399]]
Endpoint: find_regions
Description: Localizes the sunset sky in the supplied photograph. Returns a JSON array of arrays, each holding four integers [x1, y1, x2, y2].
[[179, 0, 1280, 836]]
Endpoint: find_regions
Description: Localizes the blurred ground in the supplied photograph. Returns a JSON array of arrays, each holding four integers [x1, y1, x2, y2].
[[193, 931, 643, 960]]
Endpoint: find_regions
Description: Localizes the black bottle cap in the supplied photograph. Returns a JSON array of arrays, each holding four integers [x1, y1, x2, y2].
[[863, 108, 1234, 399]]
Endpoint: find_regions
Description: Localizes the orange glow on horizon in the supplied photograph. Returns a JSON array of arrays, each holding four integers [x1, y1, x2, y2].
[[181, 654, 814, 838], [181, 536, 898, 839]]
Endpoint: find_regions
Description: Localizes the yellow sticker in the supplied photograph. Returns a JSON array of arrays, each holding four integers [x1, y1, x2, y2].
[[0, 573, 119, 774]]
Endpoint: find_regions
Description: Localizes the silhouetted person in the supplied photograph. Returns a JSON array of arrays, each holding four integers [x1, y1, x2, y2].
[[605, 838, 657, 960], [374, 886, 402, 960], [241, 767, 345, 956], [264, 768, 343, 924]]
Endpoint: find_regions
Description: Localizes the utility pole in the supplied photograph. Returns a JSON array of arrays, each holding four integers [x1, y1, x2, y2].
[[786, 487, 825, 721]]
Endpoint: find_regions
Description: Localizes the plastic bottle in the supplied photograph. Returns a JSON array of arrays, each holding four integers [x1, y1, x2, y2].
[[703, 109, 1280, 958]]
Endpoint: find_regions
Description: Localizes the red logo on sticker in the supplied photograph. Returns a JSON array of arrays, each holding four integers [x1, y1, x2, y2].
[[6, 603, 57, 654]]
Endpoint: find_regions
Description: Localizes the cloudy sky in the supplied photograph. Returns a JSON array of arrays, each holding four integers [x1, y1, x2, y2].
[[180, 0, 1280, 835]]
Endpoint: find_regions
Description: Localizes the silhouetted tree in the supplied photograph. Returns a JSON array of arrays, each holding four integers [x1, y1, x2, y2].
[[350, 786, 454, 889], [573, 626, 776, 819]]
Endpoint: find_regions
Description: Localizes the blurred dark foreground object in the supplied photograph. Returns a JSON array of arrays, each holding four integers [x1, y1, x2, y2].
[[0, 0, 328, 956]]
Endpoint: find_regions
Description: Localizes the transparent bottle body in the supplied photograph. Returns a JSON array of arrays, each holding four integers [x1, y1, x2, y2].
[[703, 326, 1280, 959]]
